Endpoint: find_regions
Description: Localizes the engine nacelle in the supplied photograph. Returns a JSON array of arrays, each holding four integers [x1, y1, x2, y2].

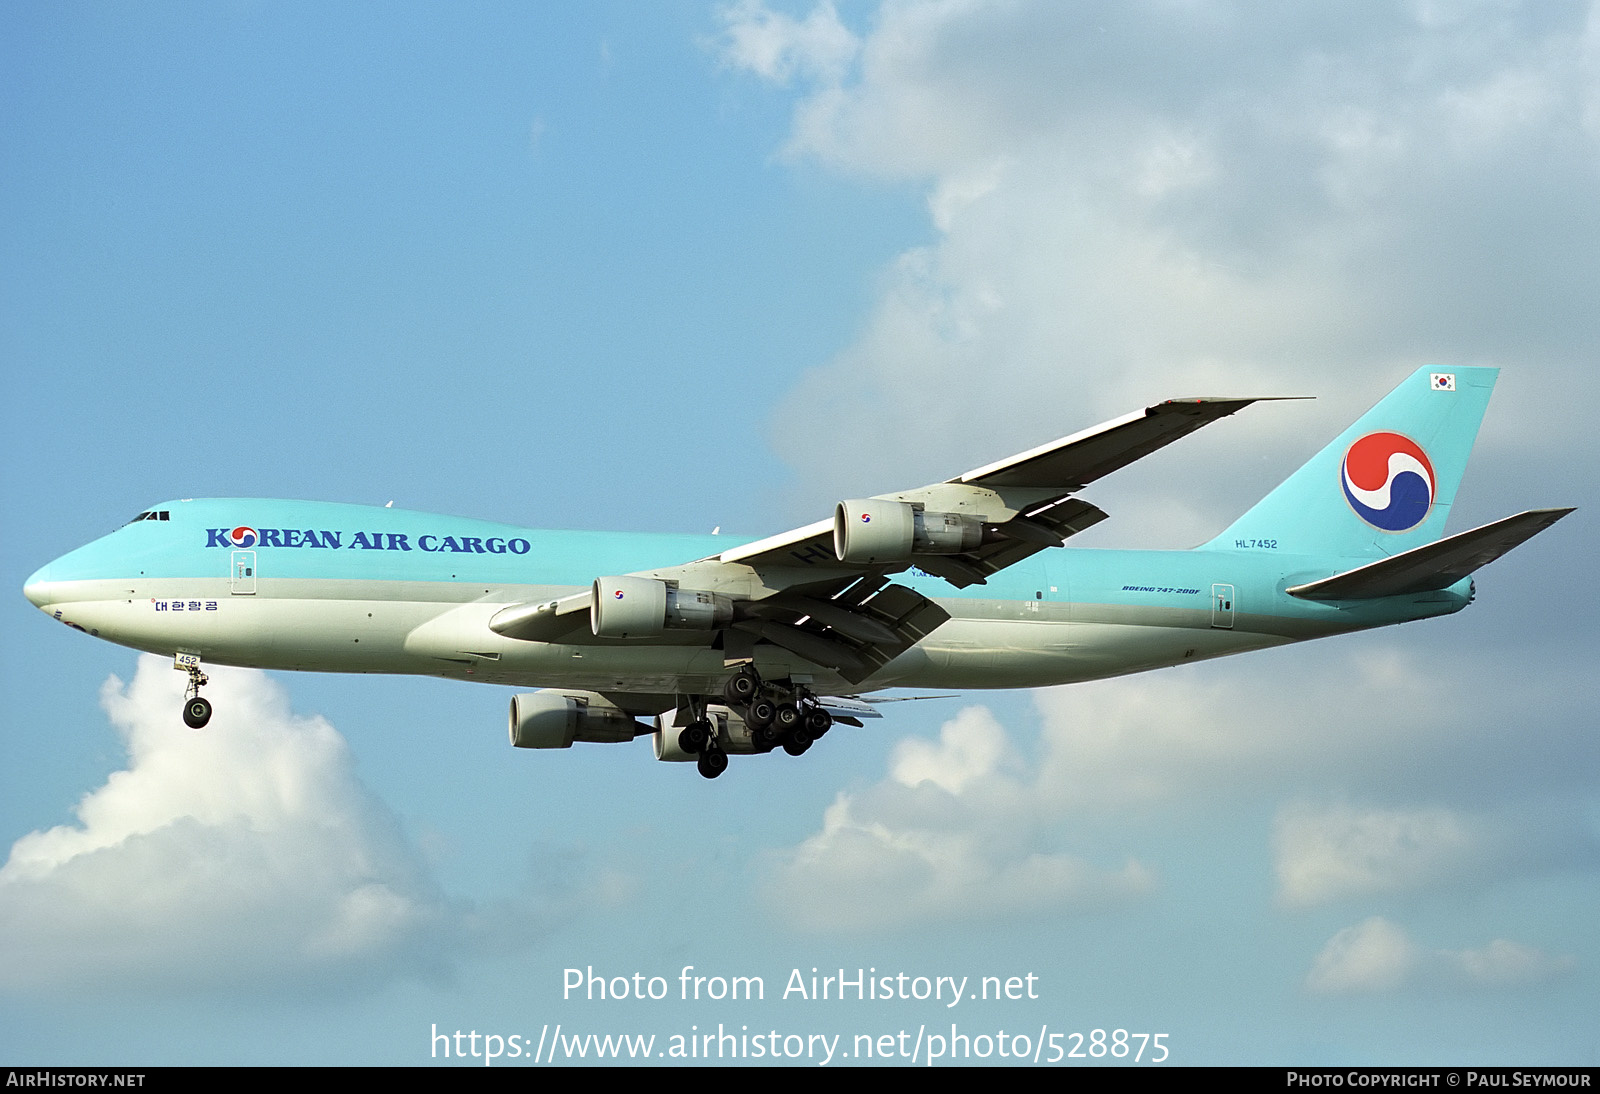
[[834, 499, 915, 563], [833, 499, 983, 563], [509, 690, 645, 749], [591, 576, 733, 638], [653, 704, 758, 761], [914, 508, 986, 554]]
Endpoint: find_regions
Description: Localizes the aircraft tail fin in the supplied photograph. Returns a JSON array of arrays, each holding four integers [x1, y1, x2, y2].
[[1201, 366, 1497, 559]]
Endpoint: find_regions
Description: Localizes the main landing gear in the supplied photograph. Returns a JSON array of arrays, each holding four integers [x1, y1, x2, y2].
[[678, 666, 836, 779], [725, 666, 832, 760], [672, 702, 730, 780], [696, 745, 729, 780], [176, 656, 212, 729]]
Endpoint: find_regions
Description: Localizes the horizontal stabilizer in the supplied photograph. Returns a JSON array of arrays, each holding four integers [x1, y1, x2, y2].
[[1286, 508, 1574, 601]]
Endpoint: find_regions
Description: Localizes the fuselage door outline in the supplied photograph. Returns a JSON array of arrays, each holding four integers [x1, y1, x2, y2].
[[1211, 583, 1234, 629], [231, 550, 256, 595]]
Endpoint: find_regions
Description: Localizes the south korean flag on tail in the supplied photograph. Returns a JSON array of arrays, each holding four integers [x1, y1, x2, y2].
[[1431, 372, 1456, 391]]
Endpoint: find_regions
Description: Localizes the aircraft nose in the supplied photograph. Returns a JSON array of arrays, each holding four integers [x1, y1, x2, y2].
[[23, 562, 54, 610]]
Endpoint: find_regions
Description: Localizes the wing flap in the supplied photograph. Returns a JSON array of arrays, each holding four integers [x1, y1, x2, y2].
[[733, 620, 869, 676], [738, 578, 951, 683], [1286, 508, 1574, 601], [815, 695, 883, 721], [940, 497, 1109, 587]]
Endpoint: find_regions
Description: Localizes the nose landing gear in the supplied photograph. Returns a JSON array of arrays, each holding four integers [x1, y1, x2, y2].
[[174, 655, 212, 729]]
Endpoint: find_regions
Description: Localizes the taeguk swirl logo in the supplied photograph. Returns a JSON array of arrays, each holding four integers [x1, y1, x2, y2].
[[228, 526, 259, 548], [1341, 432, 1435, 532]]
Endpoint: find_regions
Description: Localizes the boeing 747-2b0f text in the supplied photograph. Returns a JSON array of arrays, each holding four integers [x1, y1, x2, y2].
[[24, 367, 1572, 779]]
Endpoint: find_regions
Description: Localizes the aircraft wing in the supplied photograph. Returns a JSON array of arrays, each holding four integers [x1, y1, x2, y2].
[[491, 395, 1265, 680], [707, 395, 1262, 586], [955, 396, 1265, 489]]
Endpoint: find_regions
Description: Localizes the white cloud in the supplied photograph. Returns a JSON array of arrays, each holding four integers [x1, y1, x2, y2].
[[718, 0, 859, 85], [0, 656, 601, 997], [1273, 801, 1489, 907], [1028, 647, 1459, 808], [721, 0, 1599, 524], [764, 641, 1596, 932], [888, 703, 1017, 794], [1306, 916, 1420, 994], [1305, 918, 1575, 994], [761, 707, 1154, 932], [1448, 938, 1577, 987], [1029, 644, 1600, 814]]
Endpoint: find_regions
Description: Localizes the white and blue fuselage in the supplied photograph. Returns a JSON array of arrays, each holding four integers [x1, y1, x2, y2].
[[22, 496, 1469, 697]]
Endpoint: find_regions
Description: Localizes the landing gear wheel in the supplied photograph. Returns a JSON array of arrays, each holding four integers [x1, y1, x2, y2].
[[805, 708, 832, 737], [747, 697, 776, 728], [723, 669, 760, 706], [678, 720, 710, 755], [782, 735, 812, 757], [697, 748, 729, 779], [774, 703, 802, 734], [182, 696, 212, 729]]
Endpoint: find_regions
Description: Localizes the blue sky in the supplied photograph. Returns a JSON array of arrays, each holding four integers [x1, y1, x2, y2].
[[2, 0, 1596, 1066]]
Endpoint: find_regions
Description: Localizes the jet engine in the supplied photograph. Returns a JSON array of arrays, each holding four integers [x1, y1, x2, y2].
[[833, 499, 983, 564], [509, 690, 648, 749], [590, 576, 734, 638]]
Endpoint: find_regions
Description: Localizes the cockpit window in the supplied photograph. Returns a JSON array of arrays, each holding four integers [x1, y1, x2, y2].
[[123, 510, 170, 525]]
